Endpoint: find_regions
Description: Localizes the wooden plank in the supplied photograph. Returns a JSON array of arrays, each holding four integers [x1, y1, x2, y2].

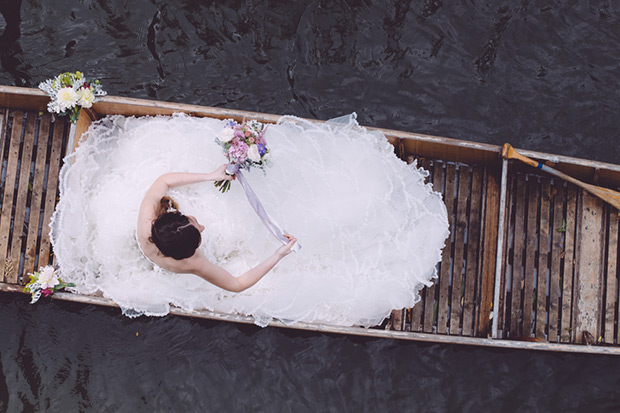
[[522, 177, 540, 336], [449, 166, 469, 334], [573, 192, 604, 343], [23, 114, 51, 278], [424, 161, 444, 332], [0, 111, 24, 282], [605, 206, 618, 344], [8, 113, 36, 283], [37, 119, 65, 267], [390, 310, 404, 331], [560, 186, 577, 342], [0, 109, 6, 279], [411, 158, 433, 332], [548, 182, 566, 342], [476, 166, 500, 337], [437, 163, 456, 334], [510, 176, 527, 336], [462, 166, 483, 335], [497, 174, 515, 337], [0, 108, 6, 166], [535, 180, 551, 339]]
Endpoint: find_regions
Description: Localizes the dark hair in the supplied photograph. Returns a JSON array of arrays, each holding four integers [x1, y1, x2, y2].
[[149, 197, 201, 260]]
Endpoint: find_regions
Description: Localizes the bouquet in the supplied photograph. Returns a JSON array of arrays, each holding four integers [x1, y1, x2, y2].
[[23, 265, 75, 304], [214, 119, 271, 192], [38, 71, 106, 124]]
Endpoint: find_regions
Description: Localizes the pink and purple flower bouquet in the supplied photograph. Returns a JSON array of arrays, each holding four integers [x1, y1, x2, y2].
[[214, 119, 271, 192]]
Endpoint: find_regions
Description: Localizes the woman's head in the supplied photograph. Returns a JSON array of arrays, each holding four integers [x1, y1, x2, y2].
[[149, 197, 203, 260]]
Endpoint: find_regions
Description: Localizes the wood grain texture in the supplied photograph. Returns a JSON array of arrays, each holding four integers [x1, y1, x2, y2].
[[0, 112, 24, 282], [477, 167, 500, 337], [462, 166, 483, 336], [548, 182, 566, 342], [23, 115, 51, 278], [605, 207, 618, 344], [535, 181, 551, 339], [37, 119, 65, 267], [510, 176, 527, 336], [9, 114, 37, 283], [437, 163, 456, 334], [560, 186, 577, 342], [450, 166, 470, 335], [573, 192, 604, 343], [522, 177, 540, 336], [424, 161, 445, 333]]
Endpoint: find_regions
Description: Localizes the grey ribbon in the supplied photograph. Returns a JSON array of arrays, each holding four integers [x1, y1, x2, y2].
[[226, 164, 301, 253]]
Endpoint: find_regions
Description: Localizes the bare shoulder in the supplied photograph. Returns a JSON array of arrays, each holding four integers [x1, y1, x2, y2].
[[137, 176, 168, 239]]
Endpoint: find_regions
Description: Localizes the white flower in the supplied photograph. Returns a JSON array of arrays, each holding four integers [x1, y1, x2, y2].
[[247, 144, 261, 162], [56, 87, 78, 111], [38, 266, 59, 290], [47, 101, 62, 114], [218, 127, 235, 143], [76, 86, 95, 108]]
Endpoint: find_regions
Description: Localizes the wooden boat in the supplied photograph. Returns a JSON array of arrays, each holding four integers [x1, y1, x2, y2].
[[2, 84, 620, 356]]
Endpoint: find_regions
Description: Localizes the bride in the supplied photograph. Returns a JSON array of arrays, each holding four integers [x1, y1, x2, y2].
[[137, 167, 297, 291], [51, 113, 449, 327]]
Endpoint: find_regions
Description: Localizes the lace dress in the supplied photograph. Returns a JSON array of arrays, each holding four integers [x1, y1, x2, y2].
[[51, 113, 449, 327]]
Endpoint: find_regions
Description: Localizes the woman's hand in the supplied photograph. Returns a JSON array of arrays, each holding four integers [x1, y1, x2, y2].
[[275, 234, 297, 258], [210, 164, 235, 182]]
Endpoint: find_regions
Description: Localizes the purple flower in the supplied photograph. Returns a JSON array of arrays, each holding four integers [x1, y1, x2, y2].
[[258, 143, 266, 156]]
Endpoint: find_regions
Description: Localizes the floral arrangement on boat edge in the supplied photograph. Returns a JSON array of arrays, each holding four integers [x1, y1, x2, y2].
[[38, 71, 107, 124], [24, 265, 75, 304], [214, 119, 271, 192]]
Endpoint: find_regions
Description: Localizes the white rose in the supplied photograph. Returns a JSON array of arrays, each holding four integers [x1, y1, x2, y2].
[[56, 87, 78, 111], [247, 144, 261, 162], [38, 266, 59, 290], [76, 87, 95, 108], [218, 127, 235, 143]]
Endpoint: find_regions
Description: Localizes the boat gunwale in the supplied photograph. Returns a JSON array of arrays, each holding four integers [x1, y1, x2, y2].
[[2, 85, 620, 177], [1, 282, 619, 356]]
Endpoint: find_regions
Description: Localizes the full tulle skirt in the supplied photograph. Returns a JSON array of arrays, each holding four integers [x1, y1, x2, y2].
[[51, 113, 449, 327]]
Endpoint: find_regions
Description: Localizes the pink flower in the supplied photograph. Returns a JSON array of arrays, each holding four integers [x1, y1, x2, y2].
[[43, 288, 54, 297], [245, 131, 251, 137], [249, 137, 255, 143], [228, 140, 249, 163]]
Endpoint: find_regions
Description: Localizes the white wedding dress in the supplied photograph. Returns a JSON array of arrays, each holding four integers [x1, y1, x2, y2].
[[51, 113, 449, 327]]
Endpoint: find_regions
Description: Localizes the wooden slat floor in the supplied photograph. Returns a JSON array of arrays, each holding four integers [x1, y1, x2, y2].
[[388, 154, 495, 338], [498, 168, 620, 345], [0, 109, 69, 285], [389, 156, 620, 347], [3, 105, 619, 350]]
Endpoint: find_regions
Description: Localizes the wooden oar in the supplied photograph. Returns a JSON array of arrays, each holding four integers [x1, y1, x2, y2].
[[501, 143, 620, 211]]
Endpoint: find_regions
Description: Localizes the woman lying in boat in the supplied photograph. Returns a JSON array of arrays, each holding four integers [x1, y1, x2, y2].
[[136, 165, 298, 292]]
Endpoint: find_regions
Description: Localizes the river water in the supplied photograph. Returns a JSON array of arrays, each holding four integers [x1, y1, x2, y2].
[[1, 0, 620, 411]]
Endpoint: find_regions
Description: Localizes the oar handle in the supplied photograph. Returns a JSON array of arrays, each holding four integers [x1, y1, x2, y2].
[[501, 143, 540, 169]]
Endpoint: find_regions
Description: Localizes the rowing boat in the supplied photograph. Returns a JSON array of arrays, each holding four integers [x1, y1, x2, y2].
[[2, 84, 620, 355]]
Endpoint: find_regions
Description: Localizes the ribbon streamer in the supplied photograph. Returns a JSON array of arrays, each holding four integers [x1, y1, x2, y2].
[[226, 164, 301, 253]]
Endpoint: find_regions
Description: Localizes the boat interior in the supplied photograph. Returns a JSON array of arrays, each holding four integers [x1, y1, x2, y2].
[[2, 85, 620, 355]]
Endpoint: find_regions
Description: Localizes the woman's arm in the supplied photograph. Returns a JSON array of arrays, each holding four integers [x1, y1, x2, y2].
[[156, 165, 233, 189], [137, 165, 232, 237], [192, 235, 297, 292]]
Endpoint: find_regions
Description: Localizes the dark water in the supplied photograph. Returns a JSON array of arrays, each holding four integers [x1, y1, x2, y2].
[[1, 0, 620, 411]]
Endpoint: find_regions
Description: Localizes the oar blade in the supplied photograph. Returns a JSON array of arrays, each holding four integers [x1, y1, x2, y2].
[[588, 185, 620, 211]]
